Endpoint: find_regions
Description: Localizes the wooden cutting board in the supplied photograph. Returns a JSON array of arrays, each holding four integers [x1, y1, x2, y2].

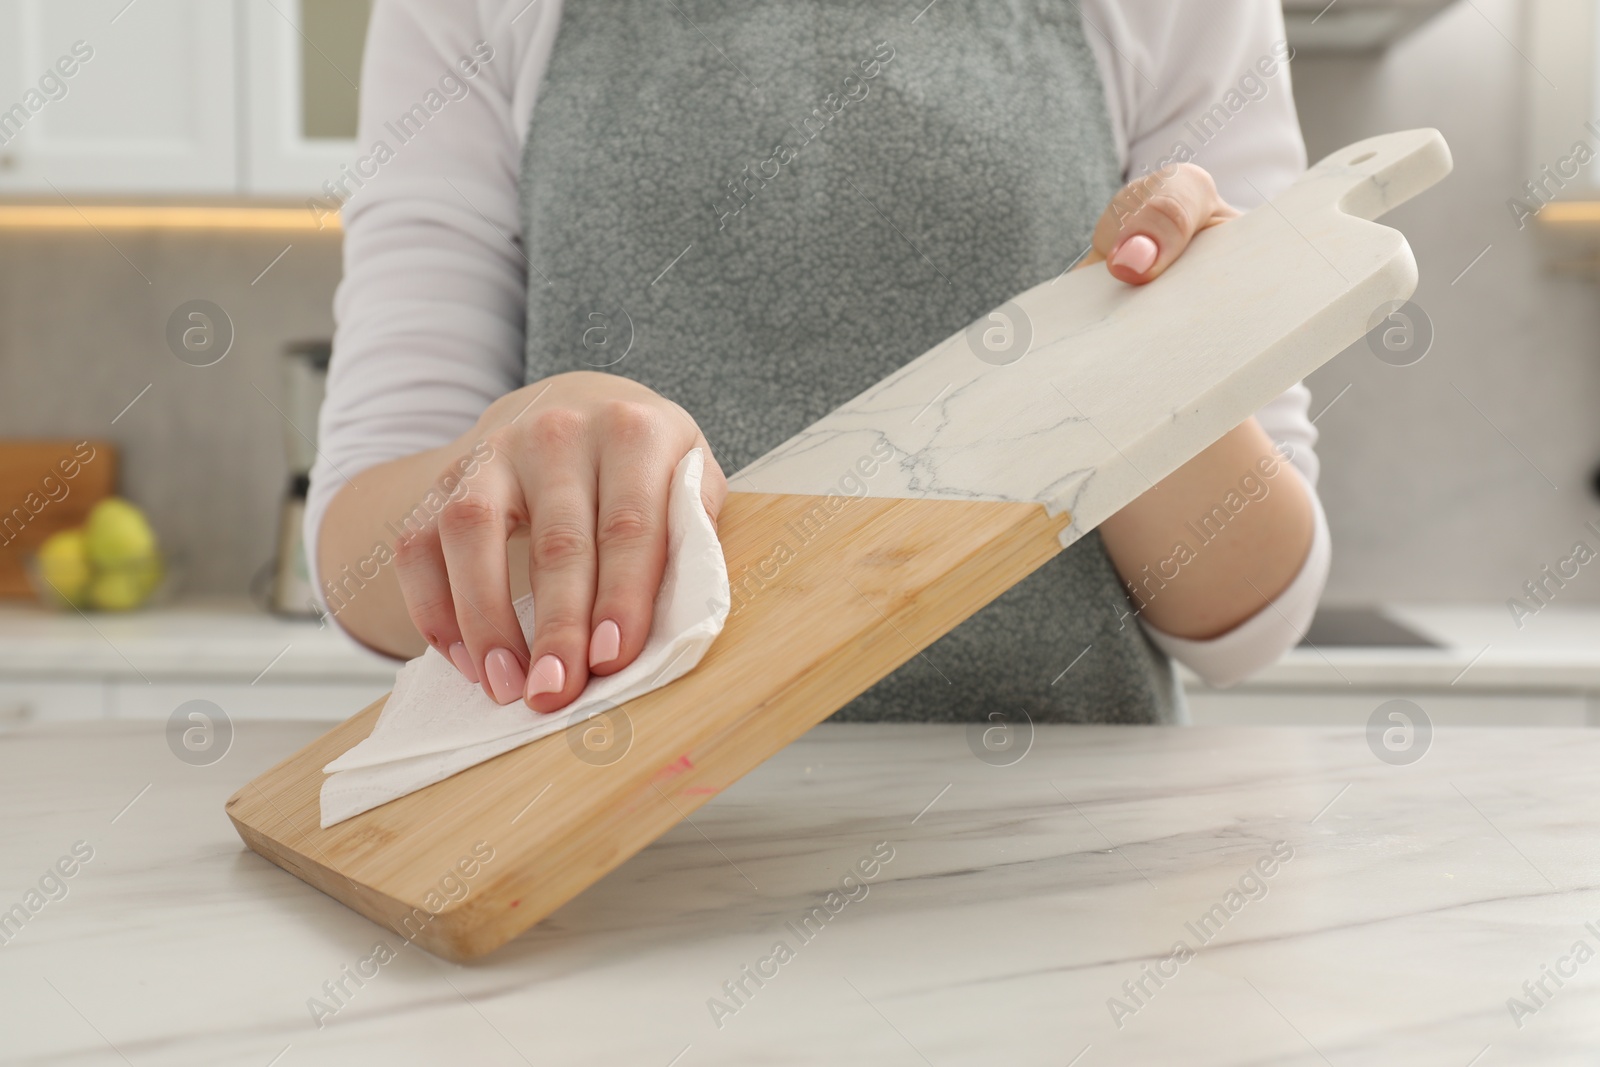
[[228, 130, 1452, 961], [0, 440, 117, 599]]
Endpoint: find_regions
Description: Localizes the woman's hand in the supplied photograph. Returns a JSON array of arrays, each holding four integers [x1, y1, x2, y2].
[[1085, 163, 1241, 285], [394, 371, 727, 712]]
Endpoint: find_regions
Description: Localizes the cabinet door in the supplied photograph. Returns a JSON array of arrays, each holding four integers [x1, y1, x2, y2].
[[242, 0, 369, 196], [0, 0, 237, 193], [110, 679, 389, 722], [0, 680, 108, 724], [1184, 688, 1591, 727]]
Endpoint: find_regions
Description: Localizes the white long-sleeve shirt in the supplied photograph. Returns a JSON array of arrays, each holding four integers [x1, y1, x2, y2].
[[309, 0, 1331, 688]]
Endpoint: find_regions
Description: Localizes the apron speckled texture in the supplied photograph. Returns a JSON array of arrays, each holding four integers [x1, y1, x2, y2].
[[517, 0, 1178, 723]]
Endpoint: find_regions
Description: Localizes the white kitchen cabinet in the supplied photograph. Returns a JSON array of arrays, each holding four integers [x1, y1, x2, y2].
[[0, 680, 107, 723], [0, 604, 396, 723], [1282, 0, 1457, 53], [0, 0, 370, 197], [0, 0, 237, 193], [1525, 0, 1597, 192], [109, 679, 387, 722], [241, 0, 368, 196], [1186, 687, 1593, 728], [0, 677, 385, 725], [1520, 0, 1600, 270]]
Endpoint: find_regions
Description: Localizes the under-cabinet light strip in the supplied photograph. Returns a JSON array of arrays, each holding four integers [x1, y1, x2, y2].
[[0, 205, 341, 231]]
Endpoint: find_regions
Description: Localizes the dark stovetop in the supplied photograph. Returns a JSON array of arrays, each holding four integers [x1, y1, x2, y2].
[[1298, 606, 1440, 648]]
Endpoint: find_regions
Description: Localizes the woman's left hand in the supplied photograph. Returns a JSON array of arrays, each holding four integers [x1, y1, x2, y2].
[[1085, 163, 1241, 285]]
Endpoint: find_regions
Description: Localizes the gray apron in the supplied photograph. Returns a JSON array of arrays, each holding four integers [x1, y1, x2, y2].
[[517, 0, 1179, 724]]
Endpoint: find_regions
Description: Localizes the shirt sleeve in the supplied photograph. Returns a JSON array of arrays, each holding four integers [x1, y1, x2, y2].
[[1081, 0, 1332, 687], [1141, 384, 1333, 689], [304, 0, 558, 607]]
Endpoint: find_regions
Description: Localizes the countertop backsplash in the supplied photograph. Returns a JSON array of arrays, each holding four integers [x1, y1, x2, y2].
[[0, 226, 342, 598]]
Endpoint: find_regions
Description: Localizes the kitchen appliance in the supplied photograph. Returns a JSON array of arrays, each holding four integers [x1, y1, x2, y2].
[[1301, 605, 1441, 648], [269, 340, 330, 616]]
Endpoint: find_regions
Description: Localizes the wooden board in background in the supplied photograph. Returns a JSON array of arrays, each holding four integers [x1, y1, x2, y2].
[[0, 440, 116, 599]]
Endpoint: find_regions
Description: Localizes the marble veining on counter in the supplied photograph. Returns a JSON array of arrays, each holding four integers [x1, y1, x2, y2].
[[3, 719, 1598, 1064]]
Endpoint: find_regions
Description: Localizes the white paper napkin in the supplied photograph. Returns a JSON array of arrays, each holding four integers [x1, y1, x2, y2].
[[319, 449, 729, 828]]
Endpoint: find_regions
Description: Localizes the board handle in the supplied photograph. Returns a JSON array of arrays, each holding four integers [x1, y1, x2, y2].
[[1281, 128, 1453, 224]]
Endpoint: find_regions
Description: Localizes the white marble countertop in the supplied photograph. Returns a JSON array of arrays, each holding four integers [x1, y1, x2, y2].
[[4, 718, 1599, 1064]]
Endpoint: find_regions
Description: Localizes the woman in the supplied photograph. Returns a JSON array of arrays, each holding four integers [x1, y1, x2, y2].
[[310, 0, 1328, 724]]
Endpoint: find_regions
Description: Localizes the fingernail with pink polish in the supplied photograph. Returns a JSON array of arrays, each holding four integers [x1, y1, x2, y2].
[[1110, 234, 1159, 275], [589, 620, 621, 667], [526, 654, 566, 702], [483, 648, 525, 705], [448, 642, 479, 684]]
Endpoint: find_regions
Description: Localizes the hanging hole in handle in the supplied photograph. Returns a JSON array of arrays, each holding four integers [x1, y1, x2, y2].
[[1348, 151, 1377, 165]]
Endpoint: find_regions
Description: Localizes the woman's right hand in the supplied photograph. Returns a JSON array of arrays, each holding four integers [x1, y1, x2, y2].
[[393, 371, 728, 713]]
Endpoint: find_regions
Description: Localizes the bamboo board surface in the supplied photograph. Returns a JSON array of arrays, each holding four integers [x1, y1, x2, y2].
[[229, 492, 1068, 960]]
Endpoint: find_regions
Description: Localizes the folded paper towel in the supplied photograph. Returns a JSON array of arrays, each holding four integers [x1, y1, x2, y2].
[[319, 449, 729, 827]]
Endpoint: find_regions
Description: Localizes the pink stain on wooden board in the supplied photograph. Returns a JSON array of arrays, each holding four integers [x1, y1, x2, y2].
[[653, 754, 694, 781]]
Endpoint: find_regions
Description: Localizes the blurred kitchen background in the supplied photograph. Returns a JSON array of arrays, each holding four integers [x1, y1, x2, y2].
[[2, 0, 1598, 726]]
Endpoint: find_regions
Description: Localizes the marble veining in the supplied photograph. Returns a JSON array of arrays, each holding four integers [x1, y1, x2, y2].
[[4, 715, 1598, 1065], [737, 130, 1450, 548]]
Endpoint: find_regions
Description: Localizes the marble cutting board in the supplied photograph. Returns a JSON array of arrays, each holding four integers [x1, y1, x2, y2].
[[738, 128, 1451, 538]]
